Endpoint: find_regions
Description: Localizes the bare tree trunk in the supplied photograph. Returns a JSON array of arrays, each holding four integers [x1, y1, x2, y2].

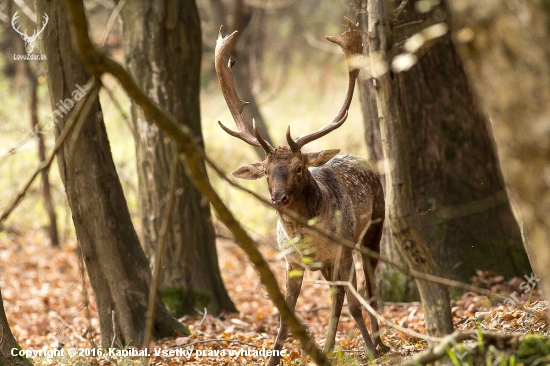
[[119, 0, 236, 316], [0, 287, 32, 366], [37, 0, 188, 346], [446, 0, 550, 305], [26, 63, 59, 247], [367, 0, 453, 336], [354, 2, 416, 302]]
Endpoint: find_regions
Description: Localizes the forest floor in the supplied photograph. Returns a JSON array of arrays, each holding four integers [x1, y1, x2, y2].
[[0, 229, 547, 365]]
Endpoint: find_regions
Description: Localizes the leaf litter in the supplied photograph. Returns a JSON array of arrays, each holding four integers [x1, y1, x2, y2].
[[0, 230, 547, 365]]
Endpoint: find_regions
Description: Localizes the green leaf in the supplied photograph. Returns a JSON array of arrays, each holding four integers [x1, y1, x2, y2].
[[308, 216, 320, 226], [288, 270, 304, 278]]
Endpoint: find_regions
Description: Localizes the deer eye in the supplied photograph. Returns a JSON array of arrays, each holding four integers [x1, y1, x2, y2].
[[297, 166, 303, 174]]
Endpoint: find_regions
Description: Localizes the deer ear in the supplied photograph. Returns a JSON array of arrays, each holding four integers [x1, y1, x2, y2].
[[232, 162, 265, 180], [305, 149, 340, 167]]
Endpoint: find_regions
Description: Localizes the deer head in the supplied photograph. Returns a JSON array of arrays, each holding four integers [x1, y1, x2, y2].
[[215, 18, 362, 207], [12, 11, 49, 54]]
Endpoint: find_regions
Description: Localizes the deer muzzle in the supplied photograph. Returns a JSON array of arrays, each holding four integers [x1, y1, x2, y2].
[[271, 190, 292, 207]]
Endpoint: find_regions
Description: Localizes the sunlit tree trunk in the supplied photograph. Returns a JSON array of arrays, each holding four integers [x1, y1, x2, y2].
[[366, 0, 453, 336]]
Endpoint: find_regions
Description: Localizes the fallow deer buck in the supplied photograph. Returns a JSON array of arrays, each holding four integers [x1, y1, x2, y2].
[[215, 18, 386, 364]]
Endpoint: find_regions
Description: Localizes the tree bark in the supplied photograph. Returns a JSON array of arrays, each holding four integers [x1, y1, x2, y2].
[[0, 287, 32, 366], [446, 0, 550, 304], [367, 0, 453, 336], [119, 0, 236, 316], [354, 2, 416, 302], [37, 0, 188, 346]]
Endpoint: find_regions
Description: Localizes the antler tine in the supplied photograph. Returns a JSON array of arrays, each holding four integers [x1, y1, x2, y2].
[[286, 17, 362, 151], [215, 27, 273, 153]]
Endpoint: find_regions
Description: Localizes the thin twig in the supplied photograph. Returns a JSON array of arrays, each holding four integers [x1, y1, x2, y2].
[[0, 80, 96, 225], [186, 308, 209, 342], [77, 241, 94, 348], [196, 308, 208, 330], [393, 0, 409, 21], [100, 0, 125, 46], [50, 312, 88, 343], [144, 148, 179, 350], [313, 279, 442, 343], [172, 338, 260, 349], [110, 310, 116, 349], [403, 330, 524, 366]]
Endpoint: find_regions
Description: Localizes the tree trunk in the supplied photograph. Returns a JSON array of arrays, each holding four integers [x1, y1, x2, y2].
[[392, 2, 530, 282], [354, 0, 531, 301], [367, 0, 453, 336], [119, 0, 236, 316], [37, 0, 188, 346], [26, 63, 60, 247], [0, 287, 32, 366], [446, 0, 550, 305], [354, 2, 418, 302]]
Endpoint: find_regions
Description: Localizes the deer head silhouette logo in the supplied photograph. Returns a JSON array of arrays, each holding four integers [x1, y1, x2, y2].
[[11, 11, 49, 54]]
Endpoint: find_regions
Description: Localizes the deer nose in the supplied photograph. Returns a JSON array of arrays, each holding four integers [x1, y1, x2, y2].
[[271, 191, 292, 206]]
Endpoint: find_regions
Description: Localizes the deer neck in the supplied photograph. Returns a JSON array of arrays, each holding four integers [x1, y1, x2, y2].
[[279, 170, 327, 222]]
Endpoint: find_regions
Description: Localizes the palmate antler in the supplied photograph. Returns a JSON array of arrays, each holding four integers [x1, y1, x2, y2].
[[215, 17, 363, 154], [215, 28, 274, 154], [286, 17, 363, 151]]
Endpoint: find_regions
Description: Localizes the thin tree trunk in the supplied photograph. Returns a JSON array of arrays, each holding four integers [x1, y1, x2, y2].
[[354, 2, 417, 302], [446, 0, 550, 305], [367, 0, 453, 336], [37, 0, 188, 346], [25, 63, 60, 247], [120, 0, 236, 316], [0, 287, 32, 366]]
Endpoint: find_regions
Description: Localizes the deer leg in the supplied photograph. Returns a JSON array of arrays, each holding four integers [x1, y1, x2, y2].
[[267, 266, 303, 366], [361, 220, 388, 352], [363, 259, 389, 353], [339, 257, 379, 359], [321, 267, 345, 353]]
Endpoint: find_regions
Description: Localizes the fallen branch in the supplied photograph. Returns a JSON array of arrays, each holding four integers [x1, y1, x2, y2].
[[403, 330, 522, 365]]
